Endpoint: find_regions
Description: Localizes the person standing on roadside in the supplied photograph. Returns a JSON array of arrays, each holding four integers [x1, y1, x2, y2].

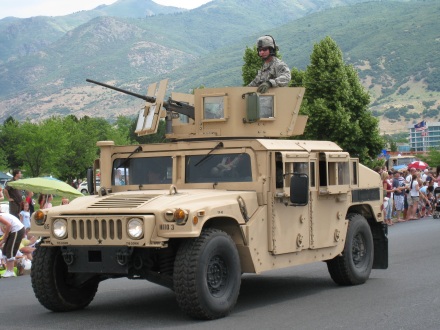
[[4, 169, 22, 218], [406, 172, 420, 220], [25, 190, 34, 216], [0, 212, 25, 278], [392, 171, 405, 222], [382, 171, 395, 226], [19, 201, 31, 229]]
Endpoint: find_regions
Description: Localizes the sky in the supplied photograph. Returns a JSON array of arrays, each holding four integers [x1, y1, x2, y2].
[[0, 0, 212, 19]]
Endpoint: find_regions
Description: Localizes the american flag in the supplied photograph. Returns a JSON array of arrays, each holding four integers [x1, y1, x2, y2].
[[414, 120, 427, 131]]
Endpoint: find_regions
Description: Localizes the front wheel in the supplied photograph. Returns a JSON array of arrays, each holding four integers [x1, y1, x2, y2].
[[326, 213, 374, 285], [173, 228, 241, 320], [31, 246, 99, 312]]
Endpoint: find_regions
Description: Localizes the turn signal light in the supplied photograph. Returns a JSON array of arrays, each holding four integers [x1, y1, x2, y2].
[[34, 210, 46, 226], [174, 208, 188, 225]]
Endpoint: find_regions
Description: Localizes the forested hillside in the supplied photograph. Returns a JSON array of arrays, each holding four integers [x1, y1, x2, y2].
[[0, 0, 437, 133]]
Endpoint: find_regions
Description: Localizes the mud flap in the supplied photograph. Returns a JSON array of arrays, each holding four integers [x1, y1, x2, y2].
[[372, 222, 388, 269]]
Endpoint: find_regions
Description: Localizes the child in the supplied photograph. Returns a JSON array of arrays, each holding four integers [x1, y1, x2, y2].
[[45, 194, 53, 208], [19, 201, 31, 229], [25, 190, 35, 216]]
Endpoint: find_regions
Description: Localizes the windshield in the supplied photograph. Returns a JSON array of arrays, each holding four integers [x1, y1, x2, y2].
[[186, 153, 252, 183], [396, 157, 416, 166], [112, 157, 172, 185]]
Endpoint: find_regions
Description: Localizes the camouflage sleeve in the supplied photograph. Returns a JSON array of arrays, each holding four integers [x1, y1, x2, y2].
[[268, 60, 291, 87], [247, 70, 262, 87]]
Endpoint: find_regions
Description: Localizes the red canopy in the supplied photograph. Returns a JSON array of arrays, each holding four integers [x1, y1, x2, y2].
[[407, 161, 429, 170]]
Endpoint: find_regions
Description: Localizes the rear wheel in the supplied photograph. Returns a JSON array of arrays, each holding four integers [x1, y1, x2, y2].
[[31, 246, 99, 312], [327, 213, 374, 285], [174, 228, 241, 320]]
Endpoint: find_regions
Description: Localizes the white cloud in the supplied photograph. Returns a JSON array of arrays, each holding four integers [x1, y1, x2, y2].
[[0, 0, 212, 19]]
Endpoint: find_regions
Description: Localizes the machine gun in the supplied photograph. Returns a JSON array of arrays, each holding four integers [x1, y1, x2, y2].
[[86, 79, 195, 119]]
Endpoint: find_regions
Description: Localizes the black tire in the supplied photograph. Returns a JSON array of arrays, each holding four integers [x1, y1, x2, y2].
[[31, 246, 99, 312], [326, 213, 374, 286], [81, 189, 88, 194], [173, 228, 241, 320]]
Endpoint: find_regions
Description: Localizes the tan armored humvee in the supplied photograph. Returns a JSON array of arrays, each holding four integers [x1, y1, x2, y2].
[[30, 80, 388, 320]]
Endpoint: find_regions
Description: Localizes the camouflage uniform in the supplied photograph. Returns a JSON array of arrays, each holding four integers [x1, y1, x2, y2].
[[248, 57, 291, 88]]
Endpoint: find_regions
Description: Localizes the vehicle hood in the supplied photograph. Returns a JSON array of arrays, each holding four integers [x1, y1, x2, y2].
[[53, 189, 260, 220]]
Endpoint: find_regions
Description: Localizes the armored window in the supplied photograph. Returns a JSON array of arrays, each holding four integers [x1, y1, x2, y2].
[[203, 95, 227, 120], [112, 156, 172, 186], [284, 162, 309, 188], [277, 152, 310, 192], [328, 162, 350, 186], [185, 153, 252, 183], [310, 161, 316, 187], [351, 159, 358, 186], [319, 152, 350, 194], [258, 95, 274, 118]]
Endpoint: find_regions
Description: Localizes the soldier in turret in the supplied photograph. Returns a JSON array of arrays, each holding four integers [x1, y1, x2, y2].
[[248, 35, 291, 93]]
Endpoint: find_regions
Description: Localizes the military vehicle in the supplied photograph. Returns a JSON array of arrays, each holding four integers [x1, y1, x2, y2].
[[30, 79, 388, 320], [386, 155, 418, 170]]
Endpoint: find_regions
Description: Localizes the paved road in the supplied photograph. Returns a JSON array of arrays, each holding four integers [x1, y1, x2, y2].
[[1, 218, 440, 330]]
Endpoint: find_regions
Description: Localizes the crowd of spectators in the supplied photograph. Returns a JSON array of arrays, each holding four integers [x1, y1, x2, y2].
[[375, 164, 440, 225], [1, 166, 75, 278]]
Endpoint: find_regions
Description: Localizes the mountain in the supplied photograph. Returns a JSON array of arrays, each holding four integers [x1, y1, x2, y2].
[[0, 0, 185, 64], [169, 0, 440, 133], [0, 0, 438, 133]]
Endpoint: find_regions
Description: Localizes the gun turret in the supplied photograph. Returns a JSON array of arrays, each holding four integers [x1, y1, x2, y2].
[[86, 78, 195, 119]]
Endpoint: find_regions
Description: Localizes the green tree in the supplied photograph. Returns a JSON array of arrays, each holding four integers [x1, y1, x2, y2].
[[0, 148, 7, 171], [298, 37, 384, 163], [15, 118, 66, 177], [383, 134, 398, 152], [0, 116, 23, 170], [129, 119, 167, 144], [418, 148, 440, 170], [242, 46, 262, 86], [54, 116, 96, 183], [115, 115, 134, 144]]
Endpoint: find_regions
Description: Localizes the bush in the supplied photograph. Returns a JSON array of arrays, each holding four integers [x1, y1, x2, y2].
[[422, 100, 436, 108], [397, 86, 410, 95]]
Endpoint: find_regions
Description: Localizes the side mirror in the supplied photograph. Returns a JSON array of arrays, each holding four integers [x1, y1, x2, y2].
[[290, 173, 309, 206]]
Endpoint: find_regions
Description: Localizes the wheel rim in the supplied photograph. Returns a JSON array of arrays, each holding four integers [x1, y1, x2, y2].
[[206, 255, 228, 297], [352, 232, 367, 268]]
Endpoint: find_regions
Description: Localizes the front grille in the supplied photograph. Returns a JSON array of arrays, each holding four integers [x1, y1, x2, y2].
[[71, 218, 124, 241], [88, 195, 153, 209]]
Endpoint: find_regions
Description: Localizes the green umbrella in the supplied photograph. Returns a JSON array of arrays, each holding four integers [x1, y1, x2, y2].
[[7, 177, 84, 198]]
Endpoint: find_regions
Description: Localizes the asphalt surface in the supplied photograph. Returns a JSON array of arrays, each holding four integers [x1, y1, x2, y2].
[[1, 217, 440, 330]]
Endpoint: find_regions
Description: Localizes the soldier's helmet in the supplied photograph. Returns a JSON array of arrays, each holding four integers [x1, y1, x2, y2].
[[257, 35, 278, 56]]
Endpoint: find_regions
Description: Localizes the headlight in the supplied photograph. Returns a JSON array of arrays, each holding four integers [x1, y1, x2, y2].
[[127, 218, 143, 239], [34, 210, 46, 226], [164, 210, 175, 222], [53, 219, 68, 239]]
